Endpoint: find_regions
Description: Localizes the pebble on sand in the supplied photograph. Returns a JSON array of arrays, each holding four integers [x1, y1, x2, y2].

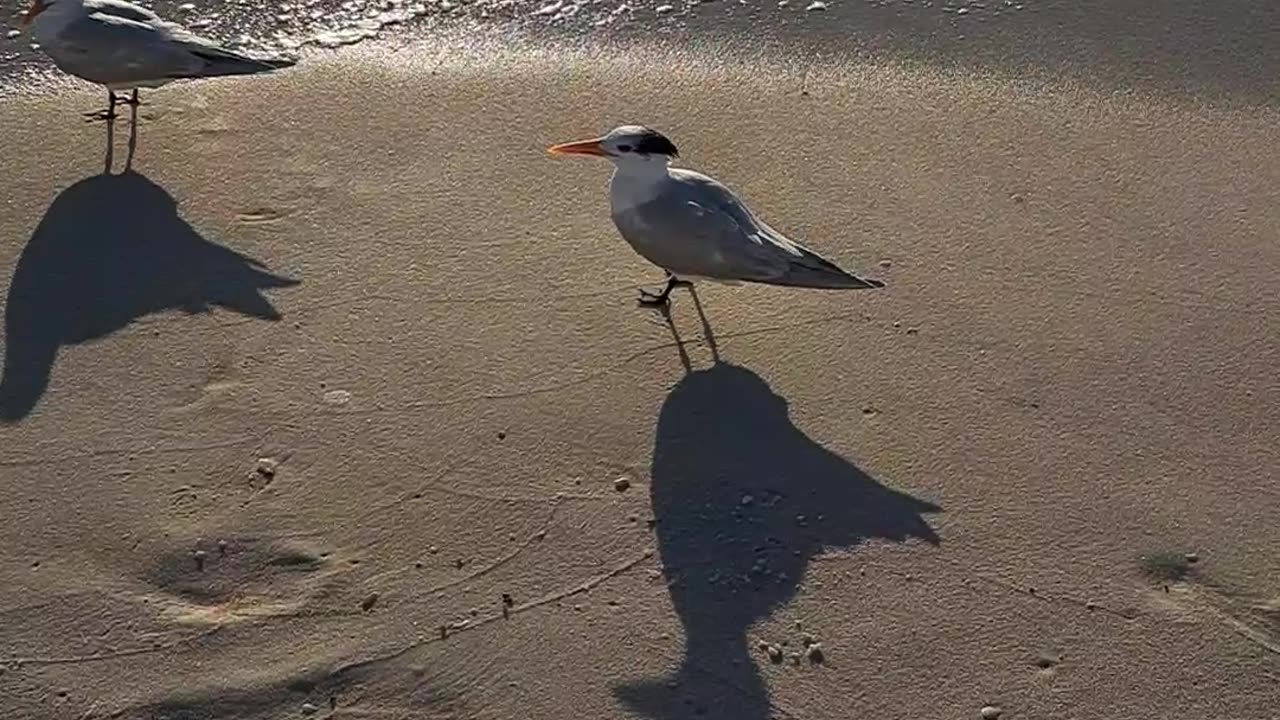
[[655, 4, 674, 12], [301, 702, 318, 715], [614, 477, 631, 492], [6, 29, 21, 39], [980, 706, 1003, 719], [805, 0, 826, 10], [361, 593, 379, 612], [766, 644, 784, 663], [806, 643, 824, 664], [255, 458, 278, 478]]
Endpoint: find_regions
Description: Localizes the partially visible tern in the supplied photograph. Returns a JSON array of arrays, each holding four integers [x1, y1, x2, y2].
[[19, 0, 295, 119], [548, 125, 885, 307]]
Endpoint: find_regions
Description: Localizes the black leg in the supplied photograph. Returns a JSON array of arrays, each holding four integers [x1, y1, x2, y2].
[[638, 274, 692, 308], [83, 90, 121, 122]]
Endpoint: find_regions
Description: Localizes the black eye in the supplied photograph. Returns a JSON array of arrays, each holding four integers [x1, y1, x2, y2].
[[617, 144, 632, 152]]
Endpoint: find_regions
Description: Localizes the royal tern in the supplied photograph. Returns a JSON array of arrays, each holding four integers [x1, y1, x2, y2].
[[19, 0, 295, 119], [548, 125, 885, 307]]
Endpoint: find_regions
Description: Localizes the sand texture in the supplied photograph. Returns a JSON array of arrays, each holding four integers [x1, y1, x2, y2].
[[1, 39, 1278, 719]]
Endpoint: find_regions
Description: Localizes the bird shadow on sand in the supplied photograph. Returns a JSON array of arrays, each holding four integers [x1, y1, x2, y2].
[[0, 171, 299, 422], [615, 303, 941, 720]]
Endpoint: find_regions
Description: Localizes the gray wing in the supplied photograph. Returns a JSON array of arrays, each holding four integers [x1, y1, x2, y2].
[[49, 12, 292, 86], [614, 189, 788, 282], [47, 14, 205, 85], [82, 0, 163, 24], [616, 170, 883, 289]]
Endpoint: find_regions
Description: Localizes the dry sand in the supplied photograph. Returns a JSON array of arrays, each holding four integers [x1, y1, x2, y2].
[[1, 37, 1279, 720]]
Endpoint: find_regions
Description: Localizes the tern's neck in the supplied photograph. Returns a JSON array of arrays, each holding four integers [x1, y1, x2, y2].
[[608, 161, 671, 210]]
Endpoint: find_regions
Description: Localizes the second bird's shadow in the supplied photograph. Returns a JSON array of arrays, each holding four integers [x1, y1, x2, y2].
[[615, 355, 941, 719], [0, 171, 299, 422]]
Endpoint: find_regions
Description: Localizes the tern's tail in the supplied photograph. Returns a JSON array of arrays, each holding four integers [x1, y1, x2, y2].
[[181, 45, 297, 79], [769, 248, 886, 290]]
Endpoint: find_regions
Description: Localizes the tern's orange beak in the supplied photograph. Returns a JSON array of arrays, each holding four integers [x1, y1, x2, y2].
[[546, 138, 609, 157], [19, 0, 47, 29]]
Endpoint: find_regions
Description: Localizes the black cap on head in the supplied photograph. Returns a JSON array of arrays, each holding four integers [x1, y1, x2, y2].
[[633, 127, 679, 157], [607, 125, 679, 158]]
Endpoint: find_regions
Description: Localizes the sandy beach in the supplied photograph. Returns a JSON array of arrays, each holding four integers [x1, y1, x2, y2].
[[1, 29, 1278, 720]]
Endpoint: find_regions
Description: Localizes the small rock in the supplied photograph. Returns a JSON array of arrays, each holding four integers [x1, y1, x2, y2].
[[957, 7, 969, 14], [878, 259, 892, 268], [301, 702, 318, 716], [766, 644, 784, 663], [801, 633, 816, 647], [193, 550, 207, 571], [614, 477, 631, 492], [655, 3, 674, 12], [740, 494, 754, 506], [255, 458, 278, 477], [323, 389, 352, 405], [6, 29, 21, 39], [1185, 552, 1200, 564], [805, 0, 826, 9], [361, 593, 379, 612], [217, 540, 229, 556], [806, 643, 824, 664], [980, 706, 1003, 720]]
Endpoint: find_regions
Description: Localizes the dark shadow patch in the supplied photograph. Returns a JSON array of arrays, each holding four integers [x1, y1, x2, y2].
[[615, 362, 941, 719], [0, 171, 298, 421]]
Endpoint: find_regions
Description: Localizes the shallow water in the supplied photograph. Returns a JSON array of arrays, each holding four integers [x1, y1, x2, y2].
[[5, 0, 1280, 107]]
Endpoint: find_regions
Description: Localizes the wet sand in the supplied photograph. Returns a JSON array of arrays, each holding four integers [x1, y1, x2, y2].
[[1, 38, 1278, 719]]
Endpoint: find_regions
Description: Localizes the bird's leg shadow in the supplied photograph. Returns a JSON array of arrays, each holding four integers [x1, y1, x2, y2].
[[102, 113, 116, 174], [638, 273, 693, 308], [84, 90, 122, 123], [124, 100, 139, 172], [687, 285, 720, 364], [657, 302, 693, 373]]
